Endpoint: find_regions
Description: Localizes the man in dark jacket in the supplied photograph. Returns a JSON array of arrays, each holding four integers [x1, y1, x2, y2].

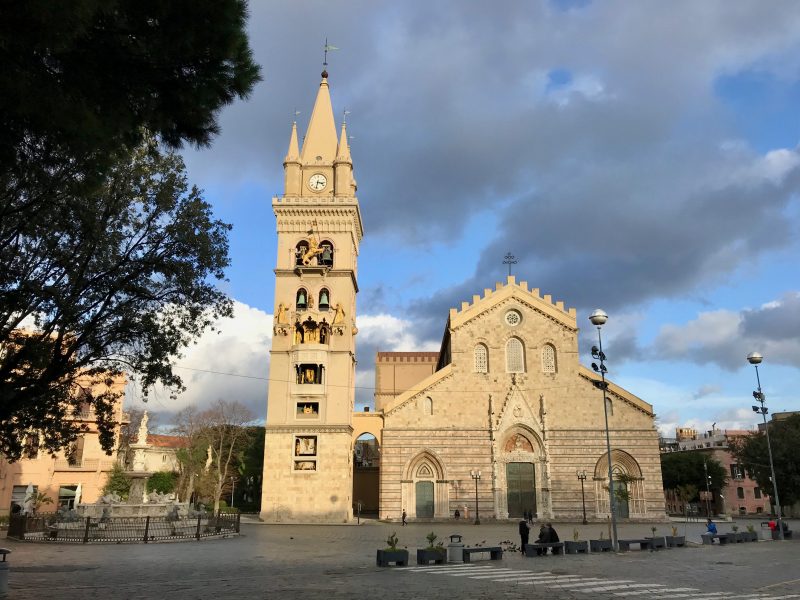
[[547, 523, 561, 554], [519, 520, 530, 554]]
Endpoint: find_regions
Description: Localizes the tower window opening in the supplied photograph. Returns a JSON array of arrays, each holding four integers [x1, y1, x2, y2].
[[319, 288, 330, 310], [295, 241, 309, 266], [296, 288, 308, 310], [296, 363, 325, 384], [319, 241, 334, 267]]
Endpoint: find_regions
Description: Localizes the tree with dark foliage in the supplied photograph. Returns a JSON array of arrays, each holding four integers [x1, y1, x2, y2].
[[0, 142, 233, 460], [730, 415, 800, 506], [660, 451, 727, 500], [0, 2, 259, 460]]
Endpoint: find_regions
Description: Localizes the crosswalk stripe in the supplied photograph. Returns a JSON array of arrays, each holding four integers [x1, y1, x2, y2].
[[418, 565, 495, 573], [448, 568, 514, 577], [491, 576, 607, 583], [486, 575, 584, 583], [577, 584, 667, 592], [553, 580, 636, 589], [467, 570, 544, 579], [614, 588, 699, 596]]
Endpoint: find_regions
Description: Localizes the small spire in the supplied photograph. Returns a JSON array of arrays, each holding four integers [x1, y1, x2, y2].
[[336, 121, 351, 162], [285, 121, 300, 162]]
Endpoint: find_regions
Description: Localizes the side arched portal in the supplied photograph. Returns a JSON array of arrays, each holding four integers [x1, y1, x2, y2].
[[593, 449, 646, 518], [403, 451, 447, 519]]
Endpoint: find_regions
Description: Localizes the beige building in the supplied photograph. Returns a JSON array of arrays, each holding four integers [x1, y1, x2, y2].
[[0, 374, 127, 516], [261, 70, 666, 523]]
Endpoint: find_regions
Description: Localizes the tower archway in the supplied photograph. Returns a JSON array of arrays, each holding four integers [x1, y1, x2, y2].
[[353, 433, 380, 517]]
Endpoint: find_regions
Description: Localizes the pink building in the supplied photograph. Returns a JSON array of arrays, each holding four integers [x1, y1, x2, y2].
[[661, 427, 771, 517]]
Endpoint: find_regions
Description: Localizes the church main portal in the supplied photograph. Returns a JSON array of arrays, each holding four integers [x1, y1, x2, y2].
[[506, 462, 536, 518]]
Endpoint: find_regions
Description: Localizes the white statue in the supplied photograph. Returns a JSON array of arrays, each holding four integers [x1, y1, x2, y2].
[[137, 411, 149, 444]]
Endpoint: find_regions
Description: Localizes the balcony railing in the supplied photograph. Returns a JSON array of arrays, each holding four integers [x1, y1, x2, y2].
[[54, 458, 100, 471]]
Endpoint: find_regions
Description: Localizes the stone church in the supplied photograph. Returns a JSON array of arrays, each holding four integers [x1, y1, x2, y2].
[[260, 70, 666, 523]]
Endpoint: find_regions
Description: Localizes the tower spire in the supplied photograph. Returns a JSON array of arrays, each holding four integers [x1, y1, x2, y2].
[[336, 120, 351, 163], [300, 72, 338, 163], [285, 120, 300, 163]]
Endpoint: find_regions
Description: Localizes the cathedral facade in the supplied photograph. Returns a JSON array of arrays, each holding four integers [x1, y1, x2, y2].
[[260, 71, 666, 523]]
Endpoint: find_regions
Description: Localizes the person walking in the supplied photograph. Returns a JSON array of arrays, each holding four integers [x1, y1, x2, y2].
[[401, 509, 407, 526], [519, 519, 530, 555]]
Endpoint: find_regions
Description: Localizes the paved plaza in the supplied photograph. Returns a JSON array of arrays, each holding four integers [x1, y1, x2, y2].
[[2, 518, 798, 599]]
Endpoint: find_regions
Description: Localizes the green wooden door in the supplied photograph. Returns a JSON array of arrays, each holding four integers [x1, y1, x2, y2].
[[506, 462, 536, 518], [416, 481, 434, 518]]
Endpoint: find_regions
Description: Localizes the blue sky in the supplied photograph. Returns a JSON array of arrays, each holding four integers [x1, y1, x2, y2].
[[136, 1, 800, 436]]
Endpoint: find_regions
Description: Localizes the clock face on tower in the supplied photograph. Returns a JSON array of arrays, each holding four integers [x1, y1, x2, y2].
[[308, 173, 328, 192]]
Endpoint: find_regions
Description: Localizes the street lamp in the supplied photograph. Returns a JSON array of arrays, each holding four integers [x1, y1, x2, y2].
[[589, 308, 618, 552], [470, 470, 481, 525], [576, 471, 588, 525], [230, 476, 235, 508], [703, 458, 712, 518], [748, 352, 784, 541]]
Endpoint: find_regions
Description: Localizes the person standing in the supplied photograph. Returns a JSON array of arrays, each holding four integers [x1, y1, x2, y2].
[[402, 509, 407, 526], [519, 519, 530, 555]]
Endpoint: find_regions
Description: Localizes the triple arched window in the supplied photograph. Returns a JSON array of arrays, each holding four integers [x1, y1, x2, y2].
[[506, 338, 525, 373], [474, 344, 488, 373]]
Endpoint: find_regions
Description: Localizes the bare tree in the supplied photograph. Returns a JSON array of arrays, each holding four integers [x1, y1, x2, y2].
[[173, 400, 254, 511]]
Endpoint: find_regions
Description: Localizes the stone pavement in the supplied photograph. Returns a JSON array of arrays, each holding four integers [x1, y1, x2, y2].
[[2, 518, 797, 599]]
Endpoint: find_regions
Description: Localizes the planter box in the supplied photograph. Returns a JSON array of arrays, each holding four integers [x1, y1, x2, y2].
[[589, 539, 612, 552], [416, 549, 446, 565], [376, 549, 409, 567], [564, 540, 588, 554], [665, 535, 685, 548], [729, 532, 744, 543]]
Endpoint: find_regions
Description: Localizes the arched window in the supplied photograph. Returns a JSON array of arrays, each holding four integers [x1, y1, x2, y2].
[[319, 240, 334, 267], [474, 344, 488, 373], [319, 288, 330, 310], [542, 344, 557, 374], [296, 288, 308, 310], [506, 338, 525, 373], [295, 241, 309, 266], [423, 397, 433, 415]]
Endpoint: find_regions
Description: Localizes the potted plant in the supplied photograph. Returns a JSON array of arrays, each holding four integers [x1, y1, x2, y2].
[[377, 531, 409, 567], [565, 528, 588, 554], [417, 531, 447, 565], [745, 524, 758, 542], [645, 526, 666, 549], [730, 524, 743, 543], [665, 525, 685, 548], [590, 531, 612, 552]]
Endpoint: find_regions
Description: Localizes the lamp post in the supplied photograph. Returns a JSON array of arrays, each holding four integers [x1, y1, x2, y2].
[[470, 470, 481, 525], [231, 476, 235, 508], [589, 308, 618, 552], [576, 470, 588, 525], [747, 352, 784, 541], [703, 458, 712, 518]]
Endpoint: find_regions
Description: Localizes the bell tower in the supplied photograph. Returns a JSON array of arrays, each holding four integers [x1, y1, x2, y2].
[[260, 69, 363, 522]]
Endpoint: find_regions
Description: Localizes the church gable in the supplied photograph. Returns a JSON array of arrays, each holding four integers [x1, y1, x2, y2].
[[448, 276, 577, 334]]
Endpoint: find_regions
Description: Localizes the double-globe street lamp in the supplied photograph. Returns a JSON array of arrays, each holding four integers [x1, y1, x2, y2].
[[576, 470, 588, 525], [747, 352, 784, 541], [589, 309, 619, 552], [470, 470, 481, 525]]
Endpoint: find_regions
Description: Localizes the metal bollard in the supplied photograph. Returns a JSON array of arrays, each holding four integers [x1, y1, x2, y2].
[[447, 534, 464, 563], [0, 548, 11, 599]]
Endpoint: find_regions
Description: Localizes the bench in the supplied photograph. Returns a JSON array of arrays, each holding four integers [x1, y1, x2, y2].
[[524, 542, 565, 556], [701, 533, 729, 545], [462, 546, 503, 562], [618, 538, 653, 551]]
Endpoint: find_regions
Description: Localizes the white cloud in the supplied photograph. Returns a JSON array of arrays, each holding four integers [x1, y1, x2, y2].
[[127, 300, 272, 421]]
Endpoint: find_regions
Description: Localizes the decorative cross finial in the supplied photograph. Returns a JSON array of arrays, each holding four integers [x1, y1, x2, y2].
[[503, 252, 517, 276], [293, 108, 301, 123], [343, 108, 351, 124]]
